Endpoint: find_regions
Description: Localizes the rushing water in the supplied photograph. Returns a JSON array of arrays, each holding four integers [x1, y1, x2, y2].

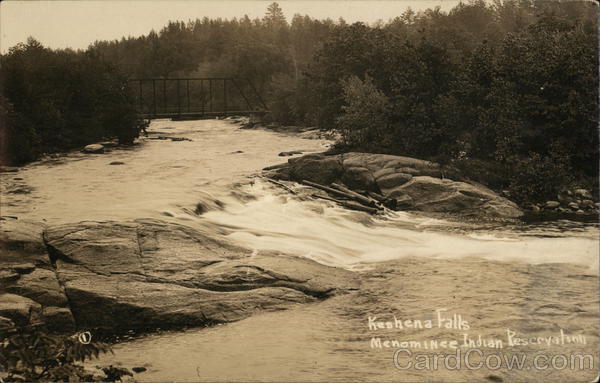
[[2, 119, 598, 382]]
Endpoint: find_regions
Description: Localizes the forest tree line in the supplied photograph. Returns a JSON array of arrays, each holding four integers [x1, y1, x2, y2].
[[0, 40, 141, 165], [1, 0, 597, 203]]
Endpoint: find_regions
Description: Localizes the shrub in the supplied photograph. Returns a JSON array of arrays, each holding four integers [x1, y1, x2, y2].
[[507, 151, 575, 204], [0, 326, 112, 382], [336, 75, 390, 152]]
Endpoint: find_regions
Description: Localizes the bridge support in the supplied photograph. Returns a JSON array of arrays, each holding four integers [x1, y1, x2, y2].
[[249, 111, 268, 125]]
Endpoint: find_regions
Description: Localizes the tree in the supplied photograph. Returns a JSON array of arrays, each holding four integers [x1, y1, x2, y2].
[[336, 75, 390, 151], [264, 2, 287, 28], [0, 39, 143, 164]]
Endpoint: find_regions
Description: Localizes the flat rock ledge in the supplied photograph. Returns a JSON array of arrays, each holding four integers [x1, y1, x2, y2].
[[0, 218, 358, 334], [265, 152, 523, 219]]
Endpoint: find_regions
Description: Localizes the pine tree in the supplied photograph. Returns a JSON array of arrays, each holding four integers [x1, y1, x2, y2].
[[264, 2, 287, 28]]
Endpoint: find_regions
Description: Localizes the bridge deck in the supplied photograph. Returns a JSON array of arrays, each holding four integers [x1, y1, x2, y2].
[[129, 77, 267, 120], [138, 110, 268, 119]]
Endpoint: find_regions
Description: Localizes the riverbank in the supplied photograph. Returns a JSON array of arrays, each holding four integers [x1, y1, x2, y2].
[[251, 123, 599, 221], [1, 119, 598, 382]]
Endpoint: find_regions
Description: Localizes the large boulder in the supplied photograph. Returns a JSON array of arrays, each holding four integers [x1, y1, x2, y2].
[[275, 152, 455, 187], [389, 176, 522, 218], [1, 217, 357, 334], [0, 218, 50, 266], [266, 152, 522, 218], [82, 144, 105, 154], [0, 218, 76, 331], [0, 293, 42, 326], [44, 219, 358, 332]]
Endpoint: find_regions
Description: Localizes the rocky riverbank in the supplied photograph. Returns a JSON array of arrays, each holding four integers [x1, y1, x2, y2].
[[0, 217, 358, 335], [264, 152, 524, 219], [3, 128, 595, 334], [528, 188, 599, 215]]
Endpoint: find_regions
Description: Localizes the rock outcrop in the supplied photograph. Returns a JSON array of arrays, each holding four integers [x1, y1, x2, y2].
[[266, 152, 523, 218], [0, 217, 357, 334], [0, 218, 76, 331]]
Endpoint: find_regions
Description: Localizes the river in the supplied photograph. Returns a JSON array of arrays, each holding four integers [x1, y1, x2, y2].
[[2, 119, 598, 382]]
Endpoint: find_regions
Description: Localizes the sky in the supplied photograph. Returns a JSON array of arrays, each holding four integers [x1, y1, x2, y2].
[[0, 0, 462, 53]]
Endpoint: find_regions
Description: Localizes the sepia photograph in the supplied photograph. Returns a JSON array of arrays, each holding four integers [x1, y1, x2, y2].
[[0, 0, 598, 381]]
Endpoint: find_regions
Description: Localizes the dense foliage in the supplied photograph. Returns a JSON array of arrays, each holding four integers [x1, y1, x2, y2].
[[2, 1, 597, 202], [0, 38, 142, 165], [0, 326, 112, 382], [309, 1, 598, 203]]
